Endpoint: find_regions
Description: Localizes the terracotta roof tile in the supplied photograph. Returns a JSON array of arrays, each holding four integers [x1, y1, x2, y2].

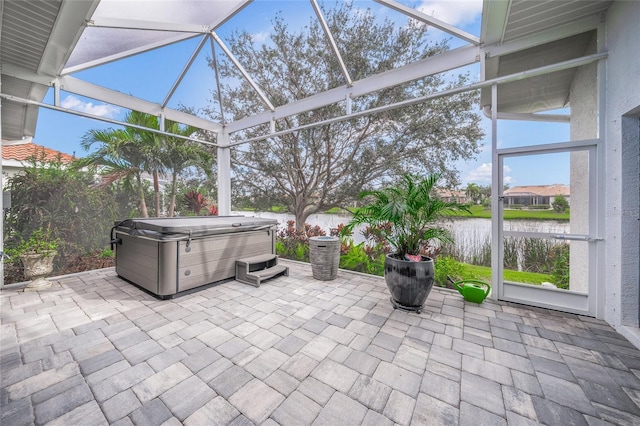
[[2, 143, 75, 164], [436, 189, 466, 198], [504, 184, 570, 197]]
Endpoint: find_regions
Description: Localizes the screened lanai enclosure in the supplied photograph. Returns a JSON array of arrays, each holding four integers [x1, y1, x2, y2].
[[1, 0, 638, 347]]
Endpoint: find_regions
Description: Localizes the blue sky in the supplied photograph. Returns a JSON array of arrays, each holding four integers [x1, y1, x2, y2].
[[33, 0, 570, 188]]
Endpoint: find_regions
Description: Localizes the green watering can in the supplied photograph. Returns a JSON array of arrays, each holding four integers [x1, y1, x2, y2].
[[448, 277, 491, 303]]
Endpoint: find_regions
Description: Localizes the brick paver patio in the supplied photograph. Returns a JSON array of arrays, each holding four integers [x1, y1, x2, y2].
[[2, 261, 640, 425]]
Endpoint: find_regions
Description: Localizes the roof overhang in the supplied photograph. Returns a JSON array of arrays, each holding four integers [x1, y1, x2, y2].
[[480, 0, 612, 114], [0, 0, 100, 140]]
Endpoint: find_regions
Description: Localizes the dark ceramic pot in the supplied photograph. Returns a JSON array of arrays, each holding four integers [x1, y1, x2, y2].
[[384, 253, 435, 313]]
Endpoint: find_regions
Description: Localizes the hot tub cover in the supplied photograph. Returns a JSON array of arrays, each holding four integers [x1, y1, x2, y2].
[[114, 216, 278, 241]]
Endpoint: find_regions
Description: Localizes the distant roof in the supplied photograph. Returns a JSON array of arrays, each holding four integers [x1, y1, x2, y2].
[[504, 184, 570, 197], [2, 142, 75, 164], [436, 189, 466, 198]]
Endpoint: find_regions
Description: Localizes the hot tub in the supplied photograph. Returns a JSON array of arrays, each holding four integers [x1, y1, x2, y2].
[[112, 216, 278, 298]]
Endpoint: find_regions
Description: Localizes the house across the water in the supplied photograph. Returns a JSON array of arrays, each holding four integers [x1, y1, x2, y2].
[[503, 184, 570, 208], [436, 189, 468, 205]]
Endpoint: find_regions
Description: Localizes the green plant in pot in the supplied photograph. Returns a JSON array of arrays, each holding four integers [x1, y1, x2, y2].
[[15, 228, 60, 289], [345, 173, 470, 313]]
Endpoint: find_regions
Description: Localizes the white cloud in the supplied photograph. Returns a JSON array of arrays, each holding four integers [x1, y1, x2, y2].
[[465, 162, 492, 183], [416, 0, 482, 27], [464, 163, 515, 185], [61, 95, 120, 119], [251, 31, 269, 44], [503, 175, 516, 185]]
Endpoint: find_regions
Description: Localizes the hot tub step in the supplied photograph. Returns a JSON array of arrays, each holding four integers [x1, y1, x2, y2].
[[236, 254, 289, 287]]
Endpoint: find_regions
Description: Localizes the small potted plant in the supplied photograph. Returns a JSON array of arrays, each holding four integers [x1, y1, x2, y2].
[[15, 227, 60, 289], [345, 173, 470, 313]]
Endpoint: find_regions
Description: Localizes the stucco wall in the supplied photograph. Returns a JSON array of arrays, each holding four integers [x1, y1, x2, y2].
[[569, 36, 596, 293], [603, 0, 640, 346]]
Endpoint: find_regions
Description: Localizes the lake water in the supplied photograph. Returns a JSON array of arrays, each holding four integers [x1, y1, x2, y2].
[[231, 210, 570, 248]]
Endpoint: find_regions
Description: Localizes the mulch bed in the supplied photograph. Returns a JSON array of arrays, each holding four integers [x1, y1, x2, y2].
[[4, 253, 115, 285]]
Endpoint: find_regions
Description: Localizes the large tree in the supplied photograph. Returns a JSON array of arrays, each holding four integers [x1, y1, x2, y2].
[[209, 3, 483, 229]]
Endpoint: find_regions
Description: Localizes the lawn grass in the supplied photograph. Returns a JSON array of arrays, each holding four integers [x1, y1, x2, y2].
[[324, 207, 351, 214], [239, 204, 569, 221], [448, 205, 569, 221], [462, 263, 552, 285]]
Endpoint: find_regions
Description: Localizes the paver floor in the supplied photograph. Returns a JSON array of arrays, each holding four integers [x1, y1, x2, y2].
[[2, 261, 640, 425]]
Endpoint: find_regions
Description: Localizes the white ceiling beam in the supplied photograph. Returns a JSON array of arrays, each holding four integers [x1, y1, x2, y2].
[[0, 92, 218, 147], [39, 0, 101, 76], [374, 0, 480, 45], [206, 0, 254, 30], [211, 31, 275, 112], [483, 14, 602, 58], [57, 76, 223, 132], [1, 63, 56, 86], [481, 0, 510, 46], [162, 35, 209, 108], [232, 52, 606, 146], [310, 0, 352, 86], [87, 17, 210, 34], [225, 44, 479, 133], [61, 33, 198, 75], [210, 38, 227, 125]]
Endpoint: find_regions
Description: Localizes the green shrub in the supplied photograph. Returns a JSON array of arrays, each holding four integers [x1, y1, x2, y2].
[[481, 198, 491, 209], [521, 238, 555, 273], [12, 227, 60, 255], [339, 242, 384, 276], [435, 256, 465, 287], [4, 159, 121, 277], [99, 248, 114, 259], [550, 243, 570, 289], [552, 195, 569, 213], [503, 237, 520, 270], [275, 220, 325, 262], [294, 243, 307, 261]]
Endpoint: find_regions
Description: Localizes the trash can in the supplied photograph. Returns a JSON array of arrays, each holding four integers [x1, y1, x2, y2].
[[309, 236, 340, 281]]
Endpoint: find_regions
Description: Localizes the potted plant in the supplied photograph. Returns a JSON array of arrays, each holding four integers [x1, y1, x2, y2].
[[14, 227, 60, 289], [345, 173, 470, 313]]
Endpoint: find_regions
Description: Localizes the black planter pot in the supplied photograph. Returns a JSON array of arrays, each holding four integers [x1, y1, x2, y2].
[[384, 253, 435, 313]]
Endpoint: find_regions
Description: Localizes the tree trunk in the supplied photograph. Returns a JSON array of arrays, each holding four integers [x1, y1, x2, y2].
[[136, 174, 149, 218], [153, 170, 161, 217], [168, 173, 178, 217], [294, 204, 317, 232]]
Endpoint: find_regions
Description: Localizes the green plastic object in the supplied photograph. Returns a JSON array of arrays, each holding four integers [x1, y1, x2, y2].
[[450, 278, 491, 303]]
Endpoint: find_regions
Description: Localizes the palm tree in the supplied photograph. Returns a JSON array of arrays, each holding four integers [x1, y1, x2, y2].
[[126, 111, 165, 216], [347, 173, 471, 257], [80, 111, 213, 218], [79, 127, 151, 217], [465, 183, 481, 205], [161, 120, 214, 217]]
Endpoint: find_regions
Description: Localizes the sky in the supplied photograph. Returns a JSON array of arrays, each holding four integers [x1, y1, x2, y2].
[[31, 0, 571, 189]]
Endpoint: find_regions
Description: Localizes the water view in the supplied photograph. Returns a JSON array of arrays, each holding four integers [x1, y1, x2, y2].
[[232, 211, 570, 249]]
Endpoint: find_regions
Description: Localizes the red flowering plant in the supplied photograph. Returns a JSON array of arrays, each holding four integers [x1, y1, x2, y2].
[[184, 191, 208, 216], [276, 220, 326, 261]]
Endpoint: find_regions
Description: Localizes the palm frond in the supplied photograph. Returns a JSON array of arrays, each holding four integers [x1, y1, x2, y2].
[[346, 172, 469, 256]]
